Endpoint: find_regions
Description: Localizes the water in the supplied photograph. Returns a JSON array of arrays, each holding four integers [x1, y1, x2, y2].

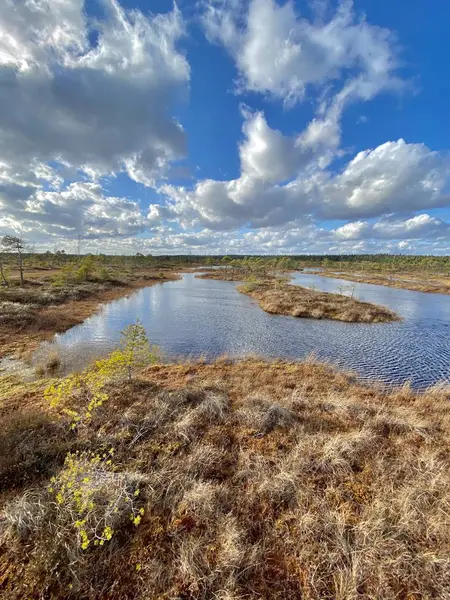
[[34, 273, 450, 388]]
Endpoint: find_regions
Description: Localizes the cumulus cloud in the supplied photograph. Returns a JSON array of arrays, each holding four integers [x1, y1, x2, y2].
[[333, 221, 371, 240], [158, 1, 450, 237], [0, 0, 191, 242], [159, 106, 340, 230], [373, 214, 450, 239], [333, 214, 450, 241], [239, 107, 340, 182], [162, 108, 450, 230], [319, 140, 450, 219], [0, 0, 189, 185], [202, 0, 399, 104], [0, 180, 151, 239], [1, 0, 449, 255], [42, 210, 450, 256]]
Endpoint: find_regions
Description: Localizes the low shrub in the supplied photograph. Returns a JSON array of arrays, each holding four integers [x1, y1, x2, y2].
[[0, 301, 37, 325], [35, 349, 61, 376], [3, 451, 146, 592]]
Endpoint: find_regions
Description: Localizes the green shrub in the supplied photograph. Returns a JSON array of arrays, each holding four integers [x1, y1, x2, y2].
[[47, 450, 145, 550], [45, 367, 109, 430], [99, 267, 110, 281], [98, 320, 157, 382], [74, 256, 96, 282], [51, 264, 76, 286], [45, 321, 157, 430], [3, 451, 145, 592]]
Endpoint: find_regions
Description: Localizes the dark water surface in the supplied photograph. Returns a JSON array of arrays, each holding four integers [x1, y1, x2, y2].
[[34, 273, 450, 388]]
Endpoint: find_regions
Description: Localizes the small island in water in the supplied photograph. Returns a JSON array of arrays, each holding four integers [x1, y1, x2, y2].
[[200, 270, 399, 323]]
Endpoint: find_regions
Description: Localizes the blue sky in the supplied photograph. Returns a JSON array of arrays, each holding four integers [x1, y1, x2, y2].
[[0, 0, 449, 254]]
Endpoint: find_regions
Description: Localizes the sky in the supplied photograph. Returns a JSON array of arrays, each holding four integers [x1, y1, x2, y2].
[[0, 0, 450, 255]]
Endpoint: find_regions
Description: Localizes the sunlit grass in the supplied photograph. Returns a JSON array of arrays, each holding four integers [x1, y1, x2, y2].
[[1, 358, 449, 599]]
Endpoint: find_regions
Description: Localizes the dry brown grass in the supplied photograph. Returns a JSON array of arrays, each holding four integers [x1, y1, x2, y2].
[[34, 349, 62, 376], [239, 282, 399, 323], [321, 270, 450, 295], [1, 359, 449, 599], [198, 270, 244, 282]]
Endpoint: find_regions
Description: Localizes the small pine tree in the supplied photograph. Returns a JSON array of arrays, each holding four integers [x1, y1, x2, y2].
[[98, 320, 157, 382], [0, 259, 10, 287], [120, 320, 155, 380], [75, 255, 96, 282]]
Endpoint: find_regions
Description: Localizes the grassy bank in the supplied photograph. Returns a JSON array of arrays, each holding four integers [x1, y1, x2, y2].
[[1, 357, 449, 599], [320, 270, 450, 295], [239, 281, 399, 323], [198, 270, 244, 281], [199, 272, 398, 322], [0, 267, 179, 358]]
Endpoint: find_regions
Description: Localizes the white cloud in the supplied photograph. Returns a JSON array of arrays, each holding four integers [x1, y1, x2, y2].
[[161, 1, 449, 236], [162, 110, 450, 229], [202, 0, 399, 104], [373, 213, 450, 239], [239, 107, 340, 182], [332, 214, 450, 242], [1, 0, 449, 256], [319, 140, 450, 219], [159, 107, 341, 230], [0, 180, 151, 239], [39, 213, 450, 256], [0, 0, 189, 185], [334, 221, 371, 239]]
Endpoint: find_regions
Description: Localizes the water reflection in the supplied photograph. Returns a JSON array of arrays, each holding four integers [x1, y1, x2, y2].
[[34, 273, 450, 388]]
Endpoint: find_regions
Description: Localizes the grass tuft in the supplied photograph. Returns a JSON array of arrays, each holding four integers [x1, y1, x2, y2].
[[238, 281, 399, 323], [1, 359, 449, 599]]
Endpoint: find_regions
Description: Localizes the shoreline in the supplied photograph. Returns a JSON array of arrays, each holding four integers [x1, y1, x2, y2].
[[318, 270, 450, 295], [0, 271, 180, 359], [197, 271, 399, 322]]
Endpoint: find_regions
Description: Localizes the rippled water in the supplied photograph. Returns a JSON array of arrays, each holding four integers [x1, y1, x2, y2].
[[34, 272, 450, 388]]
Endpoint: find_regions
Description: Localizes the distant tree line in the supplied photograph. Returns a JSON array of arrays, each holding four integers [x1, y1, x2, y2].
[[1, 233, 450, 289]]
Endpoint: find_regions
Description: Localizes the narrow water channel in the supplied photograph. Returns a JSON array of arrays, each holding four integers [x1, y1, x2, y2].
[[33, 272, 450, 388]]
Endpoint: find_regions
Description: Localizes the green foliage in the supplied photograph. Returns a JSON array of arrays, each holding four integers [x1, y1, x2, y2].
[[51, 263, 77, 286], [240, 279, 262, 293], [45, 321, 157, 429], [44, 367, 108, 429], [51, 256, 111, 286], [47, 450, 144, 551], [74, 255, 96, 282], [109, 319, 157, 382], [98, 267, 110, 281], [274, 276, 289, 289], [221, 255, 232, 268]]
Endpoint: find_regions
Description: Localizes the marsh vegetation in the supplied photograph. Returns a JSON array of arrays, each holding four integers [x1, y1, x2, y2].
[[238, 281, 399, 323], [1, 347, 449, 600], [1, 251, 449, 599], [199, 260, 398, 323]]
